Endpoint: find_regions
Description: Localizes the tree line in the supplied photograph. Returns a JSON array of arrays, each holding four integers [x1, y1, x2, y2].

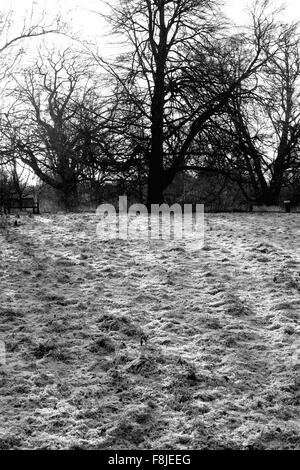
[[1, 0, 300, 210]]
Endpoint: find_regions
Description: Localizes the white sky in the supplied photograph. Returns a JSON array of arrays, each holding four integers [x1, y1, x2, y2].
[[225, 0, 300, 23], [5, 0, 300, 48]]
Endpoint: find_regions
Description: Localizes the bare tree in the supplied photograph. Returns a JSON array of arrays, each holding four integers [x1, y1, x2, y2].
[[5, 48, 111, 210], [0, 2, 63, 179], [224, 23, 300, 205], [0, 2, 63, 99], [90, 0, 284, 205]]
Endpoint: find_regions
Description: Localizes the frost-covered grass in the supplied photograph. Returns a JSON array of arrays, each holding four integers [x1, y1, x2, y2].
[[0, 212, 299, 449]]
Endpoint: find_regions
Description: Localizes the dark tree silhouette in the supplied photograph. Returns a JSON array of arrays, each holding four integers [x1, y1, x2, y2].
[[218, 23, 300, 205], [5, 49, 113, 210], [93, 0, 284, 206]]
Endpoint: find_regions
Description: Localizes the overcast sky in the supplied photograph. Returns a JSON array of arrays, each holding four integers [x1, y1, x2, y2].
[[6, 0, 300, 42], [226, 0, 300, 22], [2, 0, 299, 71]]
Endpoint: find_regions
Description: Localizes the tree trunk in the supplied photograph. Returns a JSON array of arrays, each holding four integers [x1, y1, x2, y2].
[[257, 151, 286, 205], [60, 180, 79, 211], [147, 162, 164, 207], [147, 61, 166, 207], [146, 2, 167, 209]]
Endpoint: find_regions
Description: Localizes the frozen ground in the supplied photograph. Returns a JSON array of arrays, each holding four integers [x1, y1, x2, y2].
[[0, 213, 299, 450]]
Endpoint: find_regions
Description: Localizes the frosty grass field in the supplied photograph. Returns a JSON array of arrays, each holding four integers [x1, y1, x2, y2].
[[0, 212, 299, 449]]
